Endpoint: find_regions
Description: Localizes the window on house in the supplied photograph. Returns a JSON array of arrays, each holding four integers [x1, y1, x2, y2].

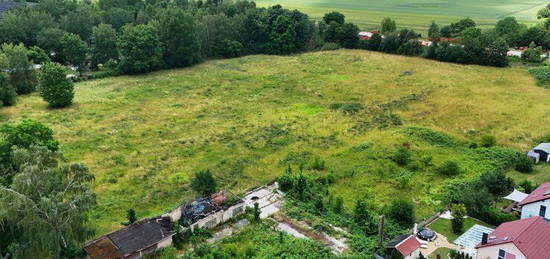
[[498, 249, 506, 259], [540, 205, 547, 218]]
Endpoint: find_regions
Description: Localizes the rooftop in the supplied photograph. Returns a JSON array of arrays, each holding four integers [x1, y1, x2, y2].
[[0, 1, 23, 17], [386, 234, 421, 256], [476, 217, 550, 259], [518, 181, 550, 206], [84, 217, 174, 259]]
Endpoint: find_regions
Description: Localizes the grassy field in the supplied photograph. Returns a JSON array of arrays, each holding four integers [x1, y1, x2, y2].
[[254, 0, 546, 34], [3, 49, 550, 235]]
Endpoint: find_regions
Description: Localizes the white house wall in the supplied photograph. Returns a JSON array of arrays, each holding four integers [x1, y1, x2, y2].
[[476, 243, 525, 259], [156, 236, 173, 249], [521, 199, 550, 220], [404, 248, 420, 259]]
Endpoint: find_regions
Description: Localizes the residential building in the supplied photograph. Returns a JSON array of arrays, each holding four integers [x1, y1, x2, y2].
[[518, 182, 550, 220], [475, 217, 550, 259], [84, 216, 175, 259], [385, 234, 421, 259]]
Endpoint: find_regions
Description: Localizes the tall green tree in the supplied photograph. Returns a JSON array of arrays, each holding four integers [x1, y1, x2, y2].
[[0, 53, 16, 107], [156, 9, 202, 68], [0, 119, 59, 186], [60, 33, 88, 70], [268, 14, 298, 54], [37, 28, 67, 61], [0, 9, 57, 46], [61, 5, 100, 41], [381, 18, 396, 33], [38, 62, 75, 108], [428, 21, 440, 38], [118, 24, 163, 74], [336, 23, 360, 48], [90, 24, 119, 67], [0, 146, 96, 258], [1, 43, 37, 94], [322, 11, 345, 25], [451, 203, 467, 234]]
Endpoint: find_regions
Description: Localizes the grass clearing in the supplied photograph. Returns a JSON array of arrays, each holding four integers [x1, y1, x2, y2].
[[254, 0, 545, 34], [429, 217, 495, 242], [3, 50, 549, 235]]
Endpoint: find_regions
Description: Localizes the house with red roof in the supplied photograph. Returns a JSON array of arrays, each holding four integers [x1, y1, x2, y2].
[[385, 234, 421, 259], [475, 216, 550, 259], [518, 182, 550, 221]]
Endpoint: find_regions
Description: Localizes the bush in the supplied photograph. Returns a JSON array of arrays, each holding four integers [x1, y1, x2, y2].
[[392, 146, 411, 166], [515, 154, 534, 173], [518, 180, 535, 194], [437, 160, 460, 176], [320, 42, 341, 51], [480, 135, 497, 148], [529, 66, 550, 86], [190, 169, 217, 197], [38, 62, 74, 108], [479, 170, 514, 196], [387, 199, 415, 227], [475, 207, 517, 226]]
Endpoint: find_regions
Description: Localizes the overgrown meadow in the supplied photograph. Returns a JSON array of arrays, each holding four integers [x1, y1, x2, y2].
[[3, 49, 550, 235]]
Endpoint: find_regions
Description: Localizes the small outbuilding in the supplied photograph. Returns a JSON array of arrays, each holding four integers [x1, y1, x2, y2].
[[385, 234, 421, 259], [527, 143, 550, 163]]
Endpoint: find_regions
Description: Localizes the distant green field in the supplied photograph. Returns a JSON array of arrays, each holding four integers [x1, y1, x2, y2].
[[254, 0, 547, 34], [4, 50, 550, 235]]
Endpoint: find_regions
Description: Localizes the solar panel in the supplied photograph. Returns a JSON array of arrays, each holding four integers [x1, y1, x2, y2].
[[454, 224, 495, 248]]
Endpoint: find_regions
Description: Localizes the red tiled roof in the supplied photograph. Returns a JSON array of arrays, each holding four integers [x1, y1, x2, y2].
[[518, 182, 550, 206], [395, 235, 421, 256], [476, 217, 550, 259]]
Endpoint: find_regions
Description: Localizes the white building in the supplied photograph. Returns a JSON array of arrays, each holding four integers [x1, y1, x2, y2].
[[475, 217, 550, 259], [518, 182, 550, 220]]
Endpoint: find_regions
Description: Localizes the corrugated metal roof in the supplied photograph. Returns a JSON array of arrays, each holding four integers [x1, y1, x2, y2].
[[533, 143, 550, 153], [476, 217, 550, 259], [518, 182, 550, 206]]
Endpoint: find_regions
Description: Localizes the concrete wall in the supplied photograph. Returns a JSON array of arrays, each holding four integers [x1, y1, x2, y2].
[[162, 206, 183, 222], [521, 199, 550, 220], [156, 236, 173, 249], [476, 243, 525, 259], [404, 248, 420, 259]]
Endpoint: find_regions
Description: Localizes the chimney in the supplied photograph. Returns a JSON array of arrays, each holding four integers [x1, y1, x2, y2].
[[481, 233, 488, 245]]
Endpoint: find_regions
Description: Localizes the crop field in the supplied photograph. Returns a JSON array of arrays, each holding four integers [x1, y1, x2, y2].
[[3, 50, 550, 235], [254, 0, 547, 34]]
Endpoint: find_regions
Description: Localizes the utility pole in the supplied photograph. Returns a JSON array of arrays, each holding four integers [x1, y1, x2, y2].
[[377, 214, 385, 253]]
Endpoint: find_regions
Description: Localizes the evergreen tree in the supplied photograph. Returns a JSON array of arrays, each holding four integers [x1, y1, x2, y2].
[[38, 62, 74, 108]]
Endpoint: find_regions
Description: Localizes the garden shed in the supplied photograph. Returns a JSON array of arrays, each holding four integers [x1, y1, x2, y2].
[[528, 143, 550, 163]]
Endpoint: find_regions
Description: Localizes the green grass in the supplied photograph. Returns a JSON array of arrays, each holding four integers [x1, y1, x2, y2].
[[429, 217, 495, 242], [3, 50, 550, 235], [508, 163, 550, 185], [429, 247, 452, 259], [255, 0, 545, 34]]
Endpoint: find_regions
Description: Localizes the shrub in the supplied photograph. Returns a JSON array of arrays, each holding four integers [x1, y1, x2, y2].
[[320, 42, 341, 51], [38, 62, 74, 108], [387, 199, 415, 227], [306, 156, 326, 170], [529, 66, 550, 86], [392, 146, 411, 166], [479, 170, 514, 196], [480, 135, 497, 148], [475, 207, 517, 226], [190, 169, 217, 197], [515, 154, 534, 173], [437, 160, 460, 176], [518, 180, 535, 194], [403, 127, 455, 147]]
